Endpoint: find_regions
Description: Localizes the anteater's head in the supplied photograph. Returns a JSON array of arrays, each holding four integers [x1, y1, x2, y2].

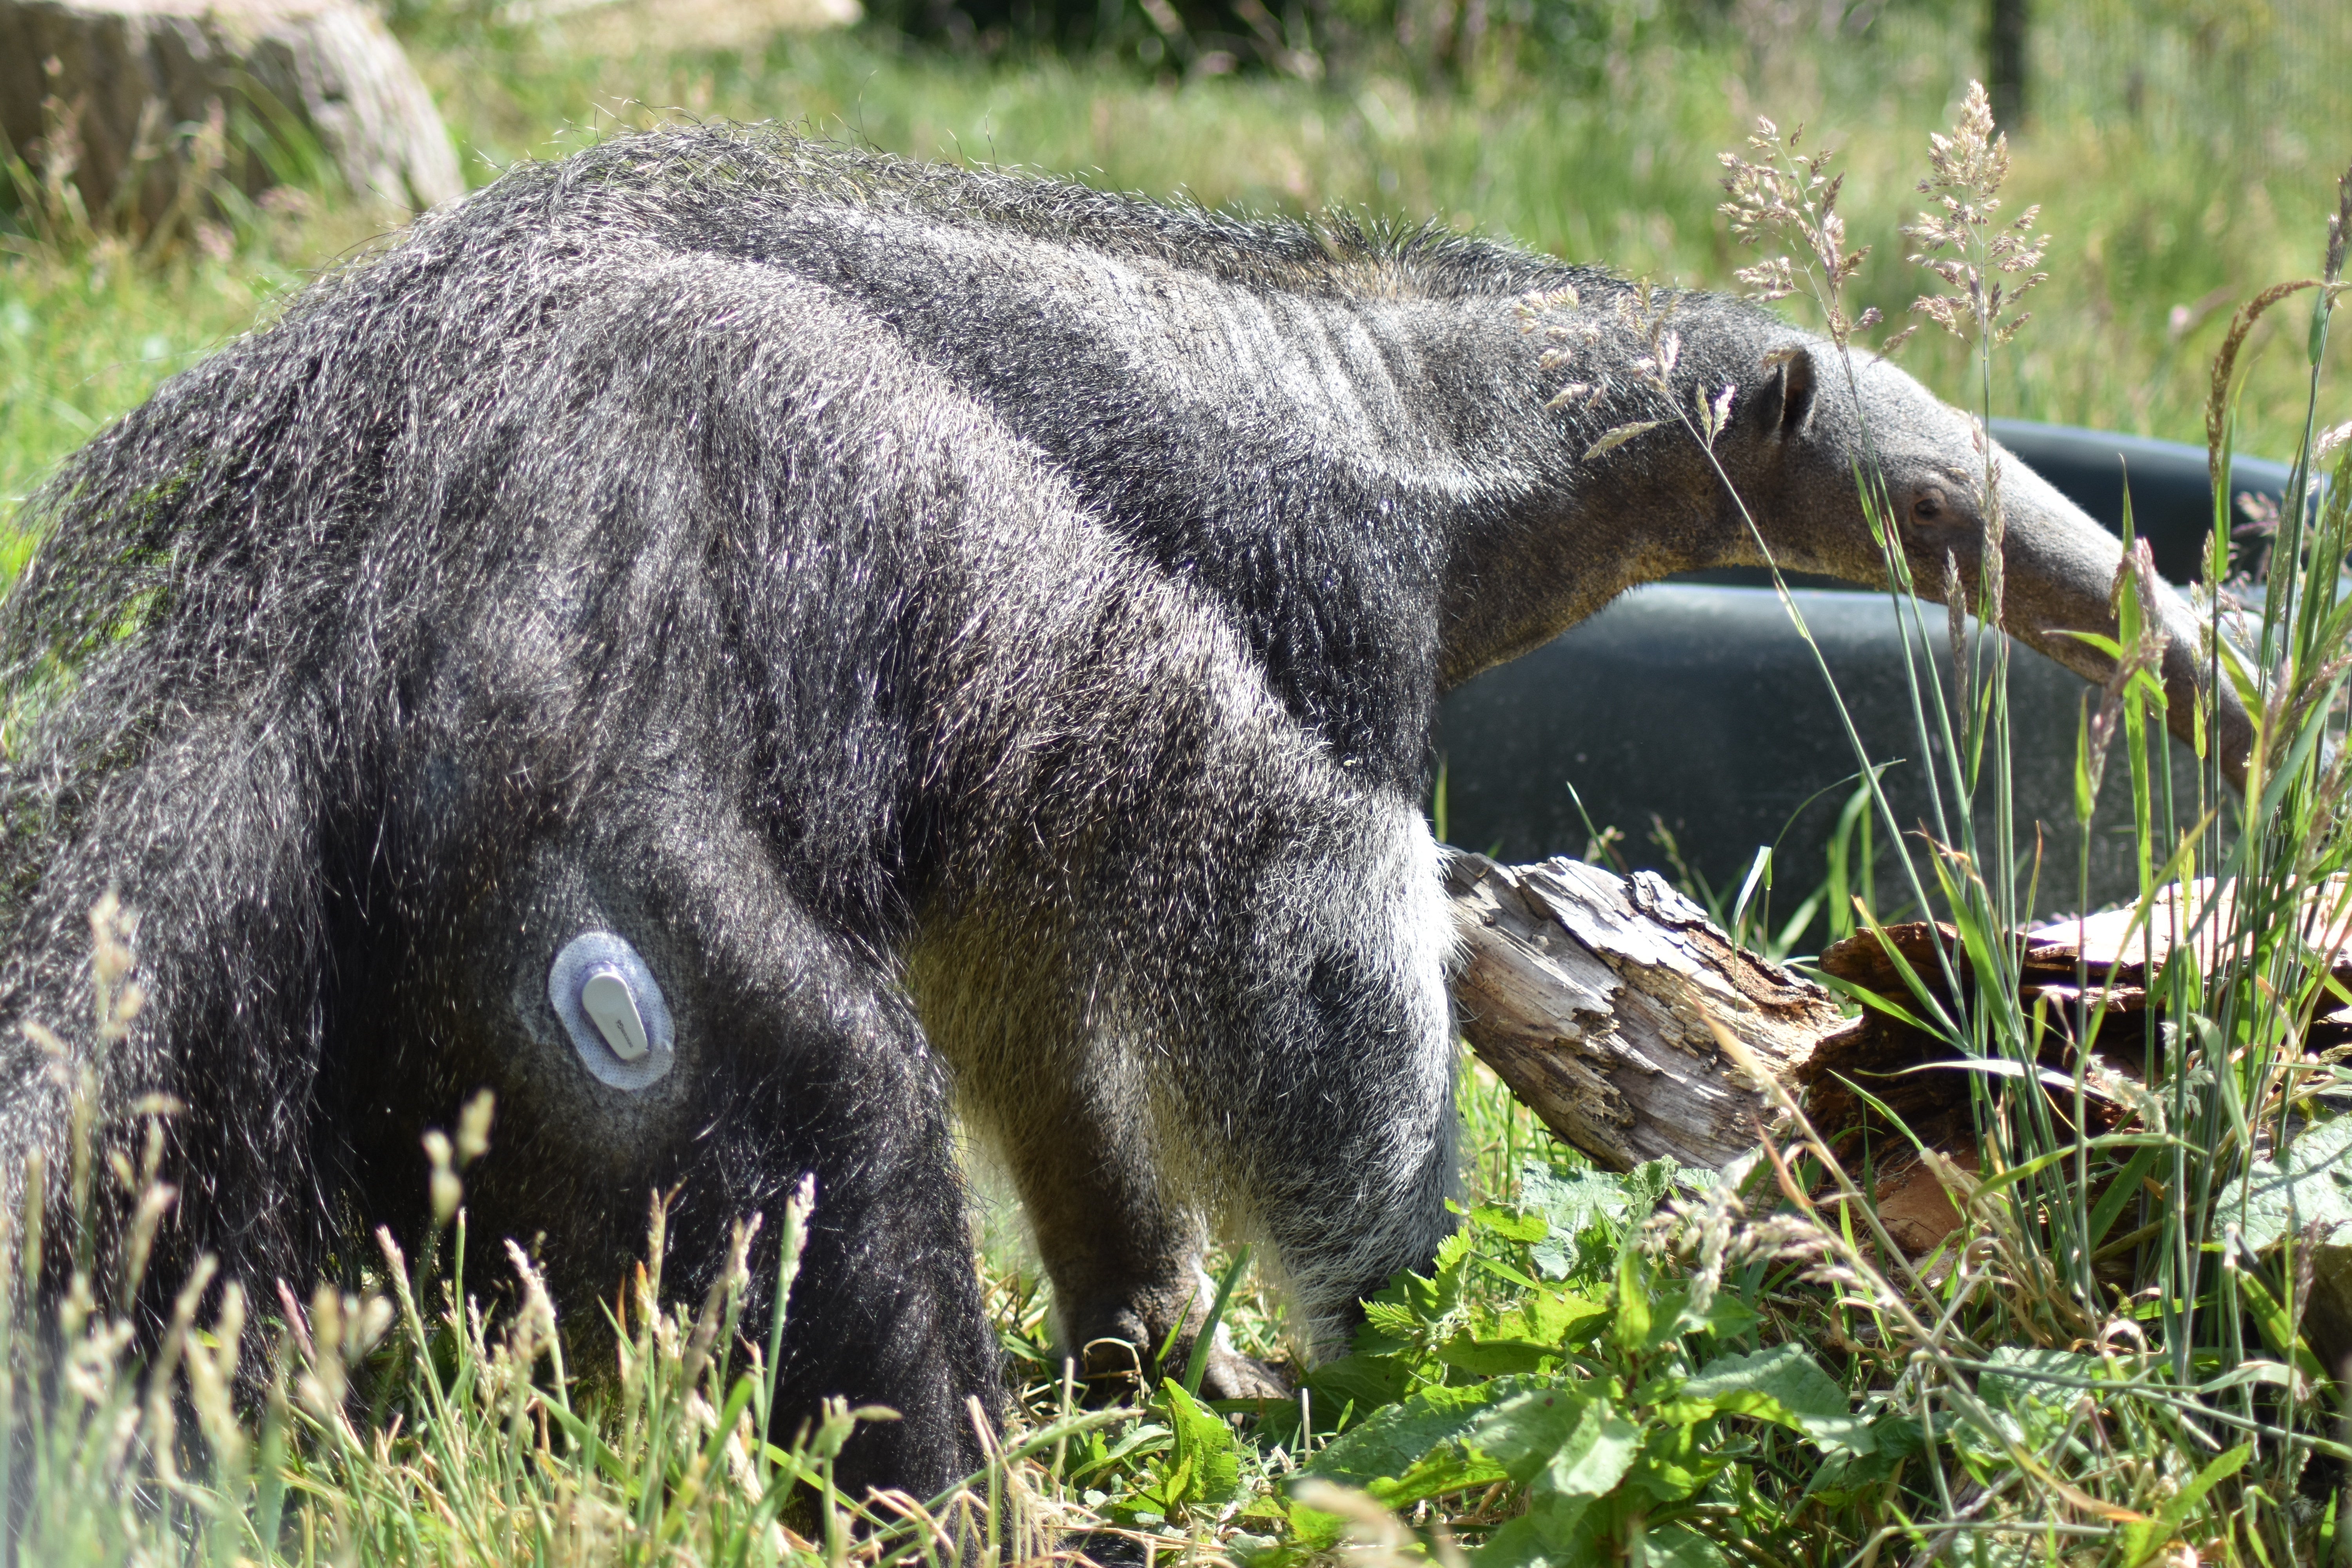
[[1702, 338, 2255, 790]]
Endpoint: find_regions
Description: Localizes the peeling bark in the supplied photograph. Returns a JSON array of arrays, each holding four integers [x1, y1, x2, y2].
[[1443, 850, 1846, 1172]]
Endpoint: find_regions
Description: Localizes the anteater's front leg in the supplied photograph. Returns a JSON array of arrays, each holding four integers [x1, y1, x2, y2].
[[959, 791, 1459, 1401]]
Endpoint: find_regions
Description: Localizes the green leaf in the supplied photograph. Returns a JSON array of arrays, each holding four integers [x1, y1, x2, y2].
[[2117, 1444, 2251, 1568], [2086, 1140, 2165, 1249], [1430, 1223, 1477, 1282], [1691, 1291, 1761, 1340], [1974, 1347, 2099, 1416], [1610, 1244, 1652, 1353], [1521, 1165, 1639, 1279], [2056, 628, 2127, 661], [1285, 1497, 1345, 1552], [1306, 1351, 1412, 1414], [1805, 1443, 1906, 1501], [1306, 1379, 1519, 1501], [1514, 1291, 1614, 1348], [1370, 1441, 1512, 1511], [1679, 1343, 1873, 1456], [1641, 1523, 1731, 1568], [1620, 1158, 1710, 1209], [542, 1400, 635, 1490], [1475, 1493, 1603, 1568], [2214, 1112, 2352, 1251], [1622, 1416, 1727, 1502], [1437, 1332, 1558, 1377], [1182, 1247, 1252, 1397], [2232, 1268, 2328, 1387], [1470, 1203, 1550, 1243], [1159, 1380, 1243, 1508], [1467, 1385, 1641, 1497]]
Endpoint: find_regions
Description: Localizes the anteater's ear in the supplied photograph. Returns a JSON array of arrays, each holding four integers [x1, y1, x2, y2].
[[1751, 346, 1817, 438]]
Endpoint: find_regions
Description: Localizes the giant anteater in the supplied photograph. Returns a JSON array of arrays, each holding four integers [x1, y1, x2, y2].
[[0, 126, 2247, 1497]]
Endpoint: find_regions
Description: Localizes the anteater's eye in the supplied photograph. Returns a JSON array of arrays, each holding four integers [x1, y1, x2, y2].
[[1911, 487, 1946, 524]]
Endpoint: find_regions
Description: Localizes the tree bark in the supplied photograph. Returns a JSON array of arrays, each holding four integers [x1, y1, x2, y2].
[[0, 0, 463, 237], [1443, 851, 1845, 1173]]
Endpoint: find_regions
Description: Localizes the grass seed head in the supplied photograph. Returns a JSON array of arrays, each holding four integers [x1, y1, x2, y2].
[[1719, 116, 1871, 345], [1904, 80, 2049, 348]]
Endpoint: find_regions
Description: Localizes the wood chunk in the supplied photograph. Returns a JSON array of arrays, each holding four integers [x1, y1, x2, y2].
[[1436, 856, 2229, 1259], [1443, 851, 1845, 1172], [1871, 1146, 1977, 1256]]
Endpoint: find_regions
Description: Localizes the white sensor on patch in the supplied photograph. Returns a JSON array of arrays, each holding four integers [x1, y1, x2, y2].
[[548, 931, 675, 1089], [580, 967, 650, 1061]]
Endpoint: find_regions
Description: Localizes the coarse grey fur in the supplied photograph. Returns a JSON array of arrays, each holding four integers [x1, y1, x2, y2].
[[0, 126, 2250, 1496]]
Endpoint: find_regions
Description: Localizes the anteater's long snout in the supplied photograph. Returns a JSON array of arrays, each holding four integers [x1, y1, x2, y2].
[[1989, 450, 2255, 794]]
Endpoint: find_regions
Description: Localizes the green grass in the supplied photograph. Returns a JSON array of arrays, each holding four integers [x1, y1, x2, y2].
[[6, 13, 2352, 1567]]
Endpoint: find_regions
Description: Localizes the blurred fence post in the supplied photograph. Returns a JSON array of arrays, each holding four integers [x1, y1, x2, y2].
[[1987, 0, 2026, 127]]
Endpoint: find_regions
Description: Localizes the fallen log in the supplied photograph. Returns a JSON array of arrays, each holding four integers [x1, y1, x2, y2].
[[1441, 850, 1844, 1172], [1448, 855, 2352, 1267]]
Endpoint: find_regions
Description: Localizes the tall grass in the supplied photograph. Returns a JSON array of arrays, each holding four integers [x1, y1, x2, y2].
[[1693, 80, 2352, 1553]]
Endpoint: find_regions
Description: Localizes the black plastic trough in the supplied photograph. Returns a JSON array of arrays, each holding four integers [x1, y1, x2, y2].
[[1431, 421, 2295, 919]]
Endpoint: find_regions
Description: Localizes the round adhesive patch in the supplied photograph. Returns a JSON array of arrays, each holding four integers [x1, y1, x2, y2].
[[548, 931, 676, 1090]]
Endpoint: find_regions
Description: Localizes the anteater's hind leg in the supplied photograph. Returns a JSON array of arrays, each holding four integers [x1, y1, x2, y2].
[[910, 907, 1288, 1404], [341, 794, 1003, 1502]]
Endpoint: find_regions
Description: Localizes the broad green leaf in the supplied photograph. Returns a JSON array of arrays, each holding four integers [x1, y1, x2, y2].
[[1514, 1291, 1613, 1348], [1518, 1160, 1708, 1281], [1472, 1488, 1604, 1568], [1621, 1417, 1727, 1503], [1974, 1347, 2099, 1416], [1648, 1284, 1754, 1348], [1802, 1406, 1949, 1498], [2213, 1112, 2352, 1250], [1467, 1386, 1640, 1496], [1522, 1165, 1639, 1279], [1620, 1158, 1712, 1209], [1470, 1203, 1549, 1243], [1368, 1441, 1511, 1512], [1679, 1344, 1873, 1456], [1305, 1379, 1519, 1497], [1306, 1351, 1412, 1414], [1438, 1333, 1558, 1377], [1641, 1523, 1731, 1568], [1285, 1497, 1345, 1552], [1691, 1291, 1761, 1340], [1477, 1254, 1560, 1293], [1159, 1381, 1243, 1508]]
